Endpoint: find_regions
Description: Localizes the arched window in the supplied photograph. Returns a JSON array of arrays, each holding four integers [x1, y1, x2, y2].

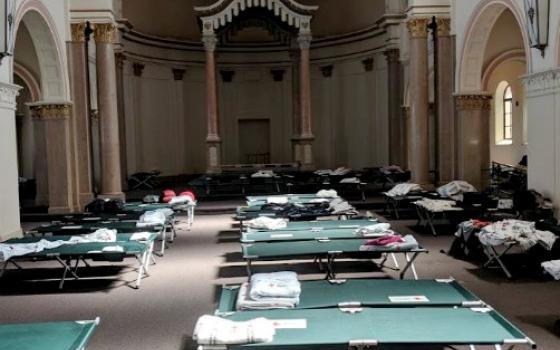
[[495, 81, 513, 145], [503, 85, 513, 140]]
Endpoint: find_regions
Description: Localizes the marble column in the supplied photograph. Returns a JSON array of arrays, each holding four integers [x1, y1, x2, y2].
[[115, 52, 128, 189], [406, 18, 430, 185], [293, 32, 314, 169], [455, 94, 492, 189], [436, 18, 454, 185], [94, 23, 124, 199], [68, 22, 94, 209], [31, 105, 49, 206], [203, 33, 221, 173], [30, 103, 75, 214], [0, 82, 22, 240], [385, 48, 404, 167], [289, 47, 301, 149]]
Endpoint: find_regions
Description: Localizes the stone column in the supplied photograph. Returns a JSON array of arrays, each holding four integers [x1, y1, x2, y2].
[[289, 47, 301, 149], [0, 82, 22, 240], [68, 22, 94, 209], [172, 68, 186, 172], [455, 94, 492, 189], [385, 48, 404, 167], [436, 18, 454, 184], [293, 32, 314, 169], [30, 103, 75, 214], [202, 33, 221, 173], [115, 52, 128, 189], [94, 23, 124, 199], [406, 18, 430, 185]]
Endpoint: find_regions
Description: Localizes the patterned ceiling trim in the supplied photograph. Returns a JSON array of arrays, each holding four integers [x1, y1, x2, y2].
[[194, 0, 317, 33]]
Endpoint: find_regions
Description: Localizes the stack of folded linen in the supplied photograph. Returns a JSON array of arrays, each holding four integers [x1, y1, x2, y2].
[[316, 189, 338, 198], [386, 183, 422, 197], [194, 315, 275, 345], [413, 198, 460, 212], [245, 217, 288, 230], [355, 223, 394, 237], [359, 234, 419, 251], [437, 181, 477, 201], [328, 198, 355, 214], [236, 271, 301, 310], [266, 196, 289, 205]]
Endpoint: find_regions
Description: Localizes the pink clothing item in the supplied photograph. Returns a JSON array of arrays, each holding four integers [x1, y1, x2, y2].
[[365, 234, 405, 246]]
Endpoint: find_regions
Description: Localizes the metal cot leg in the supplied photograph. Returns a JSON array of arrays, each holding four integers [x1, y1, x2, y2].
[[399, 252, 420, 280]]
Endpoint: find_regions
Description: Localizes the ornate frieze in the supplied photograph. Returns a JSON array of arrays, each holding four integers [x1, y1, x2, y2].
[[384, 49, 400, 63], [522, 68, 560, 98], [30, 103, 72, 120], [455, 94, 492, 110], [0, 82, 21, 110], [407, 18, 429, 39], [94, 23, 117, 44]]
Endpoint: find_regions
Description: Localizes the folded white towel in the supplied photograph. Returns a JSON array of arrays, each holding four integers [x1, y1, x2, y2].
[[355, 223, 393, 237], [316, 189, 338, 198], [249, 271, 301, 300], [340, 177, 360, 184], [266, 196, 289, 205], [236, 283, 298, 310], [130, 232, 153, 241], [246, 217, 288, 230], [193, 315, 275, 345], [169, 195, 194, 205]]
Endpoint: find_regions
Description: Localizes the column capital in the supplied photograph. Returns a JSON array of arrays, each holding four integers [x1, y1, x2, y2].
[[132, 62, 145, 77], [70, 22, 87, 42], [202, 33, 218, 52], [172, 68, 186, 81], [0, 82, 21, 110], [29, 103, 72, 120], [93, 23, 117, 44], [115, 52, 126, 69], [384, 48, 400, 63], [407, 17, 429, 39], [455, 94, 492, 110], [436, 18, 451, 37], [297, 33, 312, 50]]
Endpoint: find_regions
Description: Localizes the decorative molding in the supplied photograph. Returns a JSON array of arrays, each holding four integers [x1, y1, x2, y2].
[[362, 58, 374, 72], [14, 62, 40, 101], [407, 17, 429, 39], [436, 18, 451, 37], [195, 0, 318, 34], [220, 70, 235, 82], [320, 65, 333, 78], [172, 68, 186, 81], [270, 68, 285, 82], [202, 33, 218, 52], [384, 48, 400, 63], [455, 94, 492, 110], [70, 22, 87, 42], [29, 103, 72, 120], [481, 49, 526, 89], [0, 83, 21, 110], [93, 23, 117, 44], [521, 68, 560, 97], [132, 62, 145, 77], [115, 52, 126, 69]]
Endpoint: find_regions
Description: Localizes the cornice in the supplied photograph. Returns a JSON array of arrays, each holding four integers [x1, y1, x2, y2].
[[521, 68, 560, 97]]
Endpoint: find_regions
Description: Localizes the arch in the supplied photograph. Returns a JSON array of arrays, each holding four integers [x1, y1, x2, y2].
[[556, 19, 560, 66], [13, 0, 67, 101], [195, 0, 317, 34], [459, 0, 530, 93], [13, 62, 41, 101], [482, 48, 526, 90]]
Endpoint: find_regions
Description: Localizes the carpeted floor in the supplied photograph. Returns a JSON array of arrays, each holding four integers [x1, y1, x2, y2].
[[1, 209, 559, 350]]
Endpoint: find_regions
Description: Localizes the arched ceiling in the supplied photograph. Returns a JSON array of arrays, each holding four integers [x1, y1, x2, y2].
[[483, 9, 525, 68], [121, 0, 385, 41]]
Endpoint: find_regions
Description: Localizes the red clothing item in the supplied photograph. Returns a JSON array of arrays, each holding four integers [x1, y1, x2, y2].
[[365, 234, 404, 246]]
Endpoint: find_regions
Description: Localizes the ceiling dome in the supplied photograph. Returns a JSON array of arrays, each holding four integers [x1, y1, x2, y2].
[[122, 0, 386, 42]]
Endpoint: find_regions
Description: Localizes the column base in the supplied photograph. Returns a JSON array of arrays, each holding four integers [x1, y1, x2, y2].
[[77, 192, 95, 211], [98, 192, 126, 201], [292, 135, 315, 171], [206, 138, 221, 174], [48, 206, 74, 214], [0, 227, 23, 241]]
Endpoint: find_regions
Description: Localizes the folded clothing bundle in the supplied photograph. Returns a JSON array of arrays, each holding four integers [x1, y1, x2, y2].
[[194, 315, 275, 345], [355, 223, 393, 237], [249, 271, 301, 300], [245, 217, 288, 230], [542, 260, 560, 280], [359, 234, 419, 251], [316, 189, 338, 198], [386, 183, 422, 197], [251, 170, 275, 178], [328, 198, 355, 215], [414, 198, 460, 212], [477, 219, 557, 250], [266, 196, 289, 205], [340, 177, 361, 184], [139, 209, 172, 225], [236, 282, 299, 310], [437, 181, 477, 201], [69, 228, 117, 243]]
